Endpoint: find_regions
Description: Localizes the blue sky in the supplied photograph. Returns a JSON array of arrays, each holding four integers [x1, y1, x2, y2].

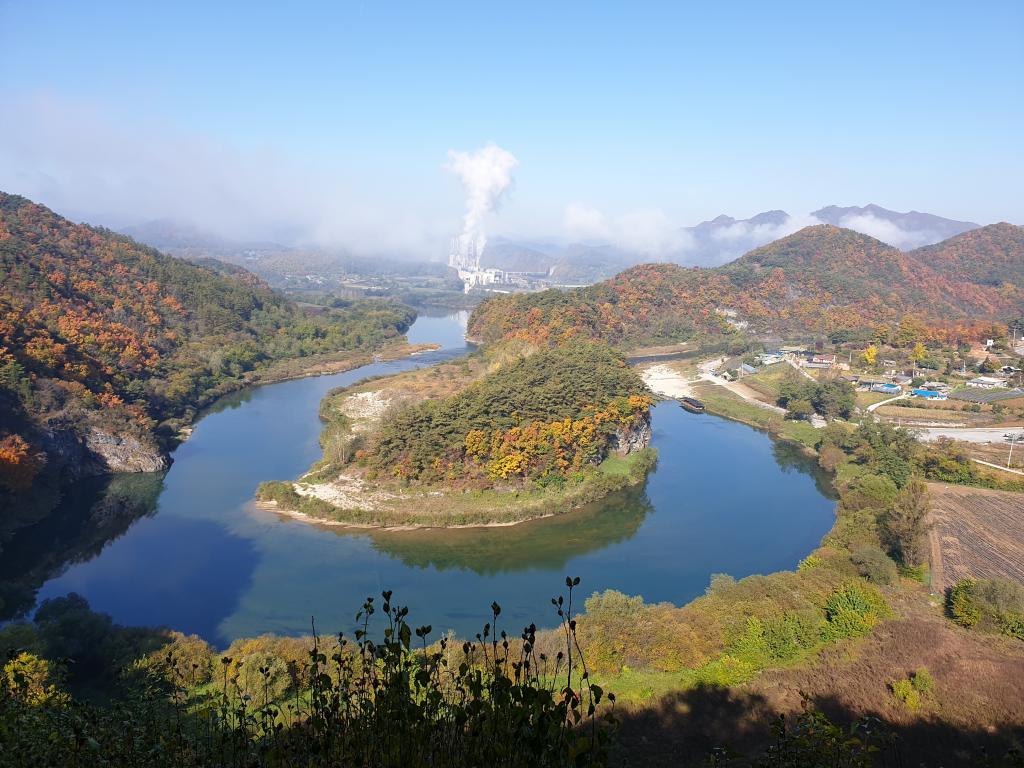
[[1, 0, 1021, 255]]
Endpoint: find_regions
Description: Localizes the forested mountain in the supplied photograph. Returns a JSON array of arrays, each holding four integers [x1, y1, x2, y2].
[[911, 223, 1024, 290], [468, 224, 1024, 347], [0, 192, 414, 499]]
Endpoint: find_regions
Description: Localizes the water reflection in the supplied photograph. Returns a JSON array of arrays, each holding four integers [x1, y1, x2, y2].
[[771, 441, 839, 500], [361, 485, 653, 575], [0, 474, 163, 620]]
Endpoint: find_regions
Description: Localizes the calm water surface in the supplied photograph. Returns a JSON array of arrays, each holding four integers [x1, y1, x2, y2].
[[7, 311, 835, 645]]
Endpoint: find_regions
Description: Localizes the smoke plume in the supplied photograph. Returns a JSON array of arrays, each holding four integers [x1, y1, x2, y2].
[[446, 144, 518, 254]]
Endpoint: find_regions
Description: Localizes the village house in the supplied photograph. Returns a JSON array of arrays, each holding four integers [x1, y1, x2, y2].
[[912, 389, 948, 400], [967, 376, 1009, 389]]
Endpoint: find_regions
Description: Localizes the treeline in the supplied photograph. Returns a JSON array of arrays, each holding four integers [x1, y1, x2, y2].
[[777, 378, 855, 420], [0, 192, 414, 496], [370, 343, 652, 484], [468, 224, 1023, 349]]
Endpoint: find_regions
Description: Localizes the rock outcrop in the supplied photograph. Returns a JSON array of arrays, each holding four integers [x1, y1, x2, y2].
[[84, 428, 169, 474], [610, 412, 652, 456], [38, 424, 168, 480]]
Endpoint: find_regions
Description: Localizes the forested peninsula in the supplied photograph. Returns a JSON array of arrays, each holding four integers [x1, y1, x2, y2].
[[258, 341, 656, 527]]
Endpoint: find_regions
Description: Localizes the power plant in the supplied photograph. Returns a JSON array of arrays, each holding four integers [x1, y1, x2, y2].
[[448, 234, 508, 293]]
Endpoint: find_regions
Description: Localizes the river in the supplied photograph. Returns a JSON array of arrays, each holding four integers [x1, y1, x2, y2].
[[2, 311, 835, 645]]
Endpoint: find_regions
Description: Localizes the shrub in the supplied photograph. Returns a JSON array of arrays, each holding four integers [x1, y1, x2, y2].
[[684, 654, 757, 688], [797, 554, 823, 572], [729, 612, 822, 667], [890, 667, 934, 711], [891, 678, 921, 710], [849, 546, 898, 585], [134, 631, 214, 688], [947, 578, 1024, 639], [2, 652, 66, 706], [948, 579, 983, 627], [911, 667, 935, 695], [823, 582, 890, 640]]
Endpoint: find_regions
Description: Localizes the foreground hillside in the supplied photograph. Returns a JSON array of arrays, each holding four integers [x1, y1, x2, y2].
[[0, 192, 415, 504], [468, 224, 1024, 347]]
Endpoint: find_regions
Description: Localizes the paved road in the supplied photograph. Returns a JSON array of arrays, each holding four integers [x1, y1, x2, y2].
[[917, 427, 1023, 444]]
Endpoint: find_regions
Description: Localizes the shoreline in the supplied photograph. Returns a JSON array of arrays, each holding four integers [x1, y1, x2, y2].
[[254, 498, 559, 531], [172, 340, 441, 445], [255, 448, 657, 530]]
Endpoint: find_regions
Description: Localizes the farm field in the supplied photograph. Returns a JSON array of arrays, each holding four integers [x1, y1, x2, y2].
[[927, 483, 1024, 593], [876, 404, 990, 426], [741, 362, 797, 401]]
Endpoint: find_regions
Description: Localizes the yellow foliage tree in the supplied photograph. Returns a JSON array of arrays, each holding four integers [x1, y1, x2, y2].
[[3, 652, 67, 706]]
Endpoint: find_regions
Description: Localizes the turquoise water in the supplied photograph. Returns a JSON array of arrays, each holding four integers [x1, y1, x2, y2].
[[4, 311, 835, 646]]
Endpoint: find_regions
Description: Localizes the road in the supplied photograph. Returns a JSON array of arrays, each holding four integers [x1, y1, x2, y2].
[[917, 427, 1023, 444], [866, 393, 908, 413], [695, 357, 788, 414]]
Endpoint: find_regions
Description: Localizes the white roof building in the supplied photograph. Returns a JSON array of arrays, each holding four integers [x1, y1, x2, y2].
[[967, 376, 1009, 389]]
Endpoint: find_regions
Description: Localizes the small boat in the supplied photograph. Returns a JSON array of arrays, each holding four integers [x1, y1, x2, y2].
[[679, 396, 705, 413]]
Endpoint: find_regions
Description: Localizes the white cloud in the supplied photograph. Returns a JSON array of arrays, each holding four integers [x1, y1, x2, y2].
[[0, 92, 451, 256], [835, 213, 939, 249], [709, 213, 819, 245], [562, 202, 692, 256]]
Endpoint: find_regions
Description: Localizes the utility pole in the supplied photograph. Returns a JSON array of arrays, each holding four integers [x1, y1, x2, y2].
[[1010, 433, 1018, 469]]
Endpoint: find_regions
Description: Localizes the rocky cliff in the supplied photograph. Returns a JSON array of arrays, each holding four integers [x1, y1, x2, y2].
[[610, 412, 652, 456], [39, 424, 168, 481]]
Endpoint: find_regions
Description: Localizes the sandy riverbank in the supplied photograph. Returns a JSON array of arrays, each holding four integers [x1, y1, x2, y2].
[[254, 498, 558, 531], [639, 360, 787, 416], [639, 364, 697, 398]]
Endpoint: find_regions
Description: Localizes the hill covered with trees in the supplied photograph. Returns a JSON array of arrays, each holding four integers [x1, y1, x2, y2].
[[468, 224, 1024, 348], [371, 343, 652, 484], [0, 192, 415, 503], [912, 222, 1024, 290], [258, 342, 655, 526]]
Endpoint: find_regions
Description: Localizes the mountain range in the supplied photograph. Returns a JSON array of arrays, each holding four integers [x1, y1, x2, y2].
[[468, 222, 1024, 348], [481, 204, 985, 280], [117, 204, 992, 288]]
